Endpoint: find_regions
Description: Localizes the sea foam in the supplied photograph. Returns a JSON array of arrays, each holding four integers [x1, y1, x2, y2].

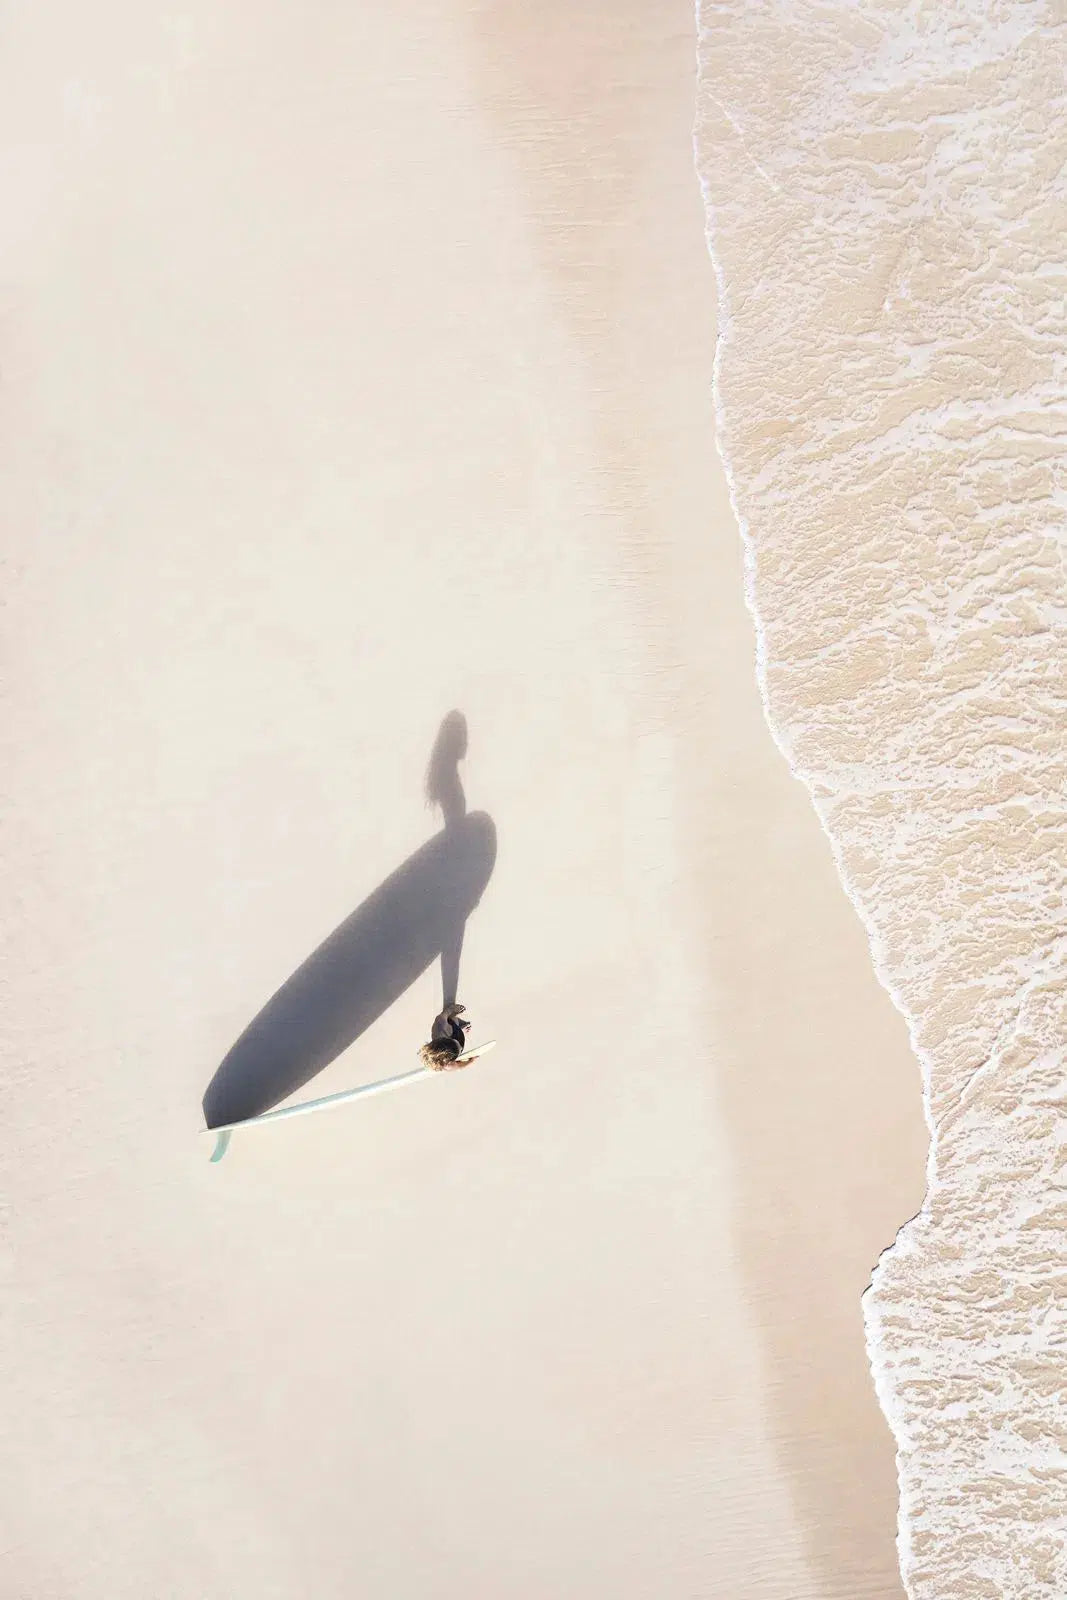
[[694, 2, 1066, 1594]]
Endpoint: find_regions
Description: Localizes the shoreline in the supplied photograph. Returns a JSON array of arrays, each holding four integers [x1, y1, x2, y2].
[[693, 2, 1066, 1593], [470, 4, 927, 1591]]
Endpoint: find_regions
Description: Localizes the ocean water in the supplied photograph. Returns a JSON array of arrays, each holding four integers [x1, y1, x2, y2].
[[694, 3, 1066, 1596]]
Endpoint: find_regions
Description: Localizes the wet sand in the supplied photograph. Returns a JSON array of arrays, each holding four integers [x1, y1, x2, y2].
[[1, 4, 925, 1596]]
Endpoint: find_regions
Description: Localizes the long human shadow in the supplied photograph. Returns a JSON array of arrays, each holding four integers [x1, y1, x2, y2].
[[202, 713, 495, 1128]]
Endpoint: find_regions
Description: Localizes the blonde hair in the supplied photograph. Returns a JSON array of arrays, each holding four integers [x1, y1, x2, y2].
[[419, 1040, 463, 1071]]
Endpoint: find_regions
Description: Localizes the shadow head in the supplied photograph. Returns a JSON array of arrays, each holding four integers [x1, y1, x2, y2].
[[426, 710, 469, 824]]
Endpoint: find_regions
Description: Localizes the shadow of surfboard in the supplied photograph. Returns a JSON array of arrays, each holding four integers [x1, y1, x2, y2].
[[202, 810, 496, 1128]]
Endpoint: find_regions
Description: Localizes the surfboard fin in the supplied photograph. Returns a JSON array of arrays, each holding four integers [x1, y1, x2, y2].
[[209, 1130, 233, 1163]]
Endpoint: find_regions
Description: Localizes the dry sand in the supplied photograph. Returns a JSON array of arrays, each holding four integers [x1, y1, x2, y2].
[[2, 4, 926, 1596]]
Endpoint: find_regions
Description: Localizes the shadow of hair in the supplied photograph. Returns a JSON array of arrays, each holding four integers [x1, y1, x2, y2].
[[425, 709, 468, 826], [202, 810, 496, 1128]]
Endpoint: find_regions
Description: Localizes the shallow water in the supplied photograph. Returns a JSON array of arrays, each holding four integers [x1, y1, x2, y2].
[[694, 3, 1067, 1595]]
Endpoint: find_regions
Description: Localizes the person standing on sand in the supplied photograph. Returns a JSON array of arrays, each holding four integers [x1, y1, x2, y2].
[[419, 1003, 474, 1071]]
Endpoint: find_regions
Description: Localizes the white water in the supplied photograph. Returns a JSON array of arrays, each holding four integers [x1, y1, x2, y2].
[[694, 2, 1067, 1594]]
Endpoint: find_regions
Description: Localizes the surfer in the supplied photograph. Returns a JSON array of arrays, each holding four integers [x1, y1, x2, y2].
[[419, 1003, 473, 1071]]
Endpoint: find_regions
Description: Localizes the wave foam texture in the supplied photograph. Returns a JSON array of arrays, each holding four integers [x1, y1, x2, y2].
[[694, 2, 1066, 1595]]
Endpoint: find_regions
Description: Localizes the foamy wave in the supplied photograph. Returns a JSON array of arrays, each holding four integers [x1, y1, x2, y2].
[[694, 1, 1066, 1594]]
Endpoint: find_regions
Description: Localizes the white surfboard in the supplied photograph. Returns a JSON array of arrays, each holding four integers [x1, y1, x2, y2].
[[203, 1041, 497, 1162]]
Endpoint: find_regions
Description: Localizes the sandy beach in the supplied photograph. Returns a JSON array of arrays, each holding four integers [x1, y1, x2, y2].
[[2, 5, 928, 1596]]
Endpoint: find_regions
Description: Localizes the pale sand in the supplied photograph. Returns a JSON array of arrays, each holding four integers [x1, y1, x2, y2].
[[1, 5, 925, 1597]]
